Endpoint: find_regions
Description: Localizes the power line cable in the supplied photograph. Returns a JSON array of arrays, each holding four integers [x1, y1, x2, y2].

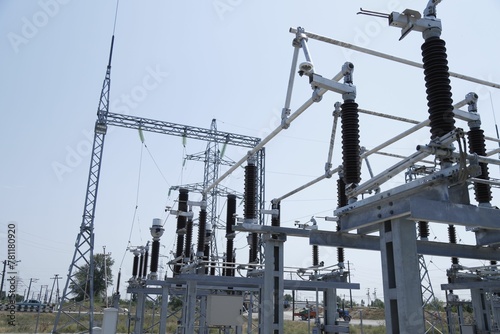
[[144, 142, 171, 186], [120, 143, 144, 268], [112, 0, 120, 35]]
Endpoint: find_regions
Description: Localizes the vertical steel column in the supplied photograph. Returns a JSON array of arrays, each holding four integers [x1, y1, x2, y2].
[[199, 295, 208, 334], [158, 285, 169, 334], [182, 280, 197, 334], [260, 234, 285, 334], [380, 219, 424, 333], [322, 288, 337, 334], [133, 291, 146, 334], [247, 293, 254, 334], [471, 289, 491, 332]]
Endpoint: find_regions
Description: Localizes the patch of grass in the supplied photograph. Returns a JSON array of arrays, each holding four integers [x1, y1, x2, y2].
[[349, 325, 387, 334], [0, 310, 389, 333]]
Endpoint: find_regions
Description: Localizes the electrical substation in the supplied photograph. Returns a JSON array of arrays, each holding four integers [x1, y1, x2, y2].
[[51, 1, 500, 333]]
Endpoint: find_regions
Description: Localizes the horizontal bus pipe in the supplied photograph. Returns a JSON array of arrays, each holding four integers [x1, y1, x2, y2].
[[289, 28, 500, 89], [203, 73, 343, 196]]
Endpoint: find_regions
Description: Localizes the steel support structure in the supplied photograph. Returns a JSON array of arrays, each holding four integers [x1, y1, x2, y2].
[[171, 119, 265, 276], [132, 289, 146, 334], [442, 278, 500, 332], [260, 234, 285, 334], [127, 273, 359, 334], [418, 254, 445, 333], [52, 36, 115, 334], [54, 68, 263, 334], [380, 219, 424, 333]]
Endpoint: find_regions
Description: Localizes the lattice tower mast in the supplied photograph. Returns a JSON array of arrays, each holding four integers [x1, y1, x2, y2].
[[52, 36, 115, 334], [204, 120, 221, 261], [179, 119, 236, 269]]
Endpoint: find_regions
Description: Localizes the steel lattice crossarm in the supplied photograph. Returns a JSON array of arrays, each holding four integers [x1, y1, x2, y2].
[[106, 112, 260, 148], [170, 183, 243, 199]]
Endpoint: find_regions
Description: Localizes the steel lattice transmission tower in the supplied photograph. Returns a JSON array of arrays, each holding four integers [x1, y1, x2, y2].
[[171, 119, 242, 270], [419, 254, 446, 333], [52, 36, 115, 334]]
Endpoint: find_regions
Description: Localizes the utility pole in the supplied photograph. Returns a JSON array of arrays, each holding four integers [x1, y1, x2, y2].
[[347, 261, 353, 308], [27, 278, 38, 301], [0, 261, 6, 300], [40, 285, 48, 303], [103, 246, 110, 308], [49, 274, 61, 305]]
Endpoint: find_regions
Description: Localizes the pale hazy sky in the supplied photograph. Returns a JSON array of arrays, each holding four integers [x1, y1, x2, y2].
[[1, 0, 500, 304]]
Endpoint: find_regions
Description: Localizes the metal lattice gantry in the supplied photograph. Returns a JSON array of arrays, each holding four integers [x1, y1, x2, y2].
[[170, 119, 242, 273], [53, 45, 264, 333]]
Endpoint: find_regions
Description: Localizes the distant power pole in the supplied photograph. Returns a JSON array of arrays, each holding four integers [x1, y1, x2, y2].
[[366, 288, 371, 306], [40, 285, 49, 303], [49, 274, 61, 305], [27, 278, 38, 301], [103, 246, 111, 308], [0, 261, 6, 300], [347, 261, 353, 308]]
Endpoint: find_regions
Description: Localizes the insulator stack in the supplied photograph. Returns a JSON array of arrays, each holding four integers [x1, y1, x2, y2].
[[341, 100, 361, 185], [336, 223, 345, 264], [116, 270, 121, 293], [448, 224, 459, 265], [337, 178, 347, 207], [421, 36, 455, 140], [184, 218, 193, 259], [244, 160, 259, 263], [150, 240, 159, 274], [197, 208, 207, 255], [225, 194, 237, 277], [174, 189, 189, 274], [244, 163, 257, 219], [468, 128, 492, 203], [132, 253, 139, 278], [250, 232, 258, 263], [210, 259, 216, 276], [138, 252, 144, 278], [312, 245, 319, 267], [142, 248, 149, 278], [418, 221, 430, 240], [337, 178, 346, 264]]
